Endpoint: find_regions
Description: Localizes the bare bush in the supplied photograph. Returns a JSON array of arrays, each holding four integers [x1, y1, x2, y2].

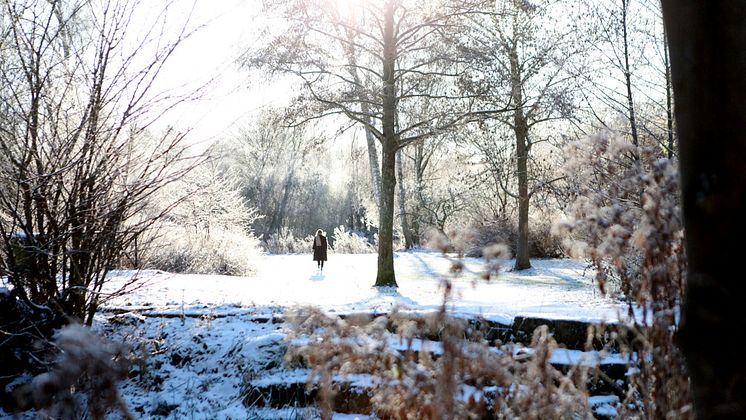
[[464, 217, 564, 259], [331, 225, 375, 254], [556, 131, 691, 417], [136, 161, 263, 276], [15, 324, 136, 419], [0, 0, 199, 324], [529, 217, 566, 259], [262, 227, 313, 255], [143, 225, 261, 276]]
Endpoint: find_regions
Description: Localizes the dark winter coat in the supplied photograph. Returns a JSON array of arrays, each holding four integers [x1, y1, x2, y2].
[[312, 235, 328, 261]]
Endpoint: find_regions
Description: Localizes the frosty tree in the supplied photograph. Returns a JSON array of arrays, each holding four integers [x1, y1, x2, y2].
[[459, 0, 583, 269], [582, 0, 676, 159], [246, 0, 492, 287], [0, 0, 197, 324]]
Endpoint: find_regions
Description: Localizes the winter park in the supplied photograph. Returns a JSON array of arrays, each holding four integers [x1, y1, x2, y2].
[[1, 0, 745, 419]]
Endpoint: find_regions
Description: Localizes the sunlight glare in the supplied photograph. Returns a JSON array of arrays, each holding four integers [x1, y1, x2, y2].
[[335, 0, 367, 20]]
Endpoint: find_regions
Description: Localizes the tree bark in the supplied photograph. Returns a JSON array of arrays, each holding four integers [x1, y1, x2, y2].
[[509, 28, 532, 271], [664, 34, 675, 160], [374, 0, 398, 288], [514, 124, 531, 270], [661, 2, 746, 417], [397, 149, 414, 249], [363, 104, 382, 208], [376, 143, 397, 287]]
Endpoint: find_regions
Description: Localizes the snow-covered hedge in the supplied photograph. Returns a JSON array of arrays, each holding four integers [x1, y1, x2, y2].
[[262, 227, 313, 254], [142, 224, 262, 276], [331, 225, 375, 254]]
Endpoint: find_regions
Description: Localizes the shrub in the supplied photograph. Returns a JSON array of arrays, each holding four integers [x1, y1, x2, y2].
[[331, 225, 375, 254], [529, 216, 566, 259], [556, 132, 690, 417], [142, 224, 262, 276], [15, 325, 136, 419], [262, 227, 314, 254], [463, 219, 514, 257], [131, 158, 264, 276], [0, 288, 67, 412], [462, 217, 563, 259]]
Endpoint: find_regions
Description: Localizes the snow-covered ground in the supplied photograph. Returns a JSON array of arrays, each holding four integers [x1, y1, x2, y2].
[[4, 252, 626, 419], [103, 252, 624, 325]]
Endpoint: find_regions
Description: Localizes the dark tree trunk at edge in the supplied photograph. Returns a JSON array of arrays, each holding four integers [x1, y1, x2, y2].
[[662, 2, 746, 417]]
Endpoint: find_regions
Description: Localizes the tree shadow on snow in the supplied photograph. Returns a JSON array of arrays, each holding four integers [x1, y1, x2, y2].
[[410, 252, 480, 279], [344, 287, 439, 312]]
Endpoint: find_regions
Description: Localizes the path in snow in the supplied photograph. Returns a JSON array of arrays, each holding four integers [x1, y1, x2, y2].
[[104, 252, 624, 324]]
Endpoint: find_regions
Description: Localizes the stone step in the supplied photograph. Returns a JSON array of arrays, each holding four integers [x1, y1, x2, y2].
[[282, 334, 631, 407], [511, 316, 628, 351], [102, 307, 623, 351], [336, 312, 621, 351], [243, 368, 622, 418], [242, 370, 373, 413], [100, 306, 284, 323]]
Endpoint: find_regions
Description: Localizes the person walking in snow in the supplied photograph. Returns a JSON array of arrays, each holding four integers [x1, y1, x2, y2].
[[312, 229, 328, 272]]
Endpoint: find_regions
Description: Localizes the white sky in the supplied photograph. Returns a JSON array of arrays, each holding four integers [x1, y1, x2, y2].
[[145, 0, 293, 150]]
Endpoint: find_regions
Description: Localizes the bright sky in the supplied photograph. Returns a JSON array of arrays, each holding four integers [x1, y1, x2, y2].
[[143, 0, 666, 154], [146, 0, 292, 150]]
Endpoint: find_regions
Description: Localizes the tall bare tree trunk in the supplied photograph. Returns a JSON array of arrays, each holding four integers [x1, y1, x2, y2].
[[662, 2, 746, 417], [412, 143, 428, 246], [664, 34, 675, 159], [514, 126, 531, 270], [397, 149, 414, 249], [374, 0, 398, 287], [509, 29, 532, 271], [275, 173, 294, 231], [363, 105, 382, 208], [621, 0, 640, 154], [340, 23, 382, 210]]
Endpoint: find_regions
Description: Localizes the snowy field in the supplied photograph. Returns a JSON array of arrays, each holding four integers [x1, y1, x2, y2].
[[5, 252, 626, 419], [103, 251, 624, 325], [93, 253, 625, 419]]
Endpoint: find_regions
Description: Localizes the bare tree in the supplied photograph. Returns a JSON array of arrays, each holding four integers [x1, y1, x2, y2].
[[0, 0, 198, 325], [462, 0, 581, 269], [582, 0, 675, 158], [399, 133, 468, 239], [216, 110, 335, 239], [396, 148, 415, 249], [662, 1, 746, 417], [246, 0, 488, 287]]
